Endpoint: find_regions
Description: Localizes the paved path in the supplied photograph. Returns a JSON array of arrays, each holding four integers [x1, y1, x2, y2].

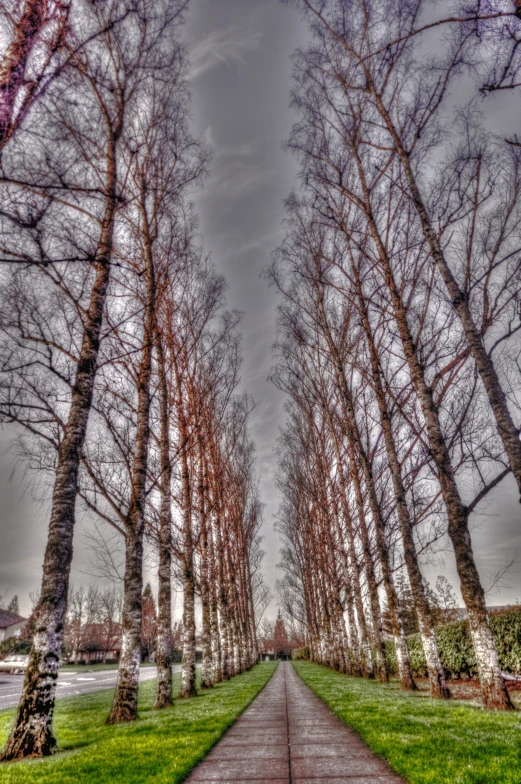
[[186, 661, 403, 783], [0, 664, 169, 710]]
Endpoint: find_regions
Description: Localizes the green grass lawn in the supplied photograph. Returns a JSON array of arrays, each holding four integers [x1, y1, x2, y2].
[[59, 662, 157, 673], [0, 662, 277, 784], [293, 661, 521, 784]]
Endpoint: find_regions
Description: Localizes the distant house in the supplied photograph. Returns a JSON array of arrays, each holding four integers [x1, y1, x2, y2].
[[259, 639, 276, 661], [68, 622, 122, 664], [0, 610, 27, 643], [259, 635, 294, 661]]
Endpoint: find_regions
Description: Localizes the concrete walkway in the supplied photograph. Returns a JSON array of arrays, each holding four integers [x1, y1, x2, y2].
[[185, 661, 404, 783]]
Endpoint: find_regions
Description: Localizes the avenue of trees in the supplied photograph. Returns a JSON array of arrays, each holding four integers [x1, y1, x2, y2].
[[0, 0, 264, 761], [273, 0, 521, 711]]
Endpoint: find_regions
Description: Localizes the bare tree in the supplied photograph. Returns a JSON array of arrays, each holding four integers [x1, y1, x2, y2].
[[0, 0, 194, 757], [0, 0, 70, 150], [272, 0, 519, 710]]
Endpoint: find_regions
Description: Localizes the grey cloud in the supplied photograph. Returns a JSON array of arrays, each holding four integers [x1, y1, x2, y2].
[[189, 27, 262, 80]]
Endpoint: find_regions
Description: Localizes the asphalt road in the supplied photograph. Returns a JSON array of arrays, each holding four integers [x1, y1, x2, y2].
[[0, 664, 181, 710]]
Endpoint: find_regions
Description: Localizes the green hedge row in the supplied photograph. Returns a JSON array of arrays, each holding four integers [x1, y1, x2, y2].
[[0, 636, 31, 658], [292, 646, 310, 661], [384, 607, 521, 679]]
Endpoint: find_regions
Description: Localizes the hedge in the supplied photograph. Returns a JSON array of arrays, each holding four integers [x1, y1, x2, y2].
[[384, 606, 521, 679], [0, 636, 31, 658], [292, 646, 310, 661]]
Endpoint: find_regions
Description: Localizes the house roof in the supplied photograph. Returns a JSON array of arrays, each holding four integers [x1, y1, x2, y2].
[[0, 610, 26, 629]]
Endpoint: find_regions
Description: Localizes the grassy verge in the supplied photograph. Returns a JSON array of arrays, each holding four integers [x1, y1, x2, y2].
[[293, 661, 521, 784], [59, 662, 157, 673], [0, 662, 277, 784]]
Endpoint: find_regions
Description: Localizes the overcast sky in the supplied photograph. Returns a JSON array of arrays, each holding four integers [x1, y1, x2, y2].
[[185, 0, 306, 621], [0, 0, 519, 620]]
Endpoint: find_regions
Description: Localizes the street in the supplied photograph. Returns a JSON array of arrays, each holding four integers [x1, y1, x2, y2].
[[0, 664, 181, 710]]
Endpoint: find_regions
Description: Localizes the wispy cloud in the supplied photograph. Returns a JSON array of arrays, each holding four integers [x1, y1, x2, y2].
[[196, 138, 276, 201], [189, 27, 262, 80]]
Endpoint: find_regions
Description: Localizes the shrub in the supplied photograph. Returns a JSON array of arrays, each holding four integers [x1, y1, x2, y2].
[[490, 607, 521, 675], [383, 606, 521, 679], [292, 646, 310, 660], [384, 640, 398, 674], [0, 636, 31, 658], [435, 621, 476, 678], [405, 633, 429, 677]]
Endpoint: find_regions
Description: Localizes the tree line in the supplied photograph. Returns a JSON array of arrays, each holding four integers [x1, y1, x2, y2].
[[273, 0, 521, 712], [0, 0, 265, 761]]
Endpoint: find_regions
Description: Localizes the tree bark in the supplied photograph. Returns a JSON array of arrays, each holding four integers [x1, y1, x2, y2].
[[215, 518, 231, 680], [108, 191, 156, 724], [175, 371, 197, 699], [153, 328, 173, 710], [208, 516, 222, 683], [198, 436, 213, 689]]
